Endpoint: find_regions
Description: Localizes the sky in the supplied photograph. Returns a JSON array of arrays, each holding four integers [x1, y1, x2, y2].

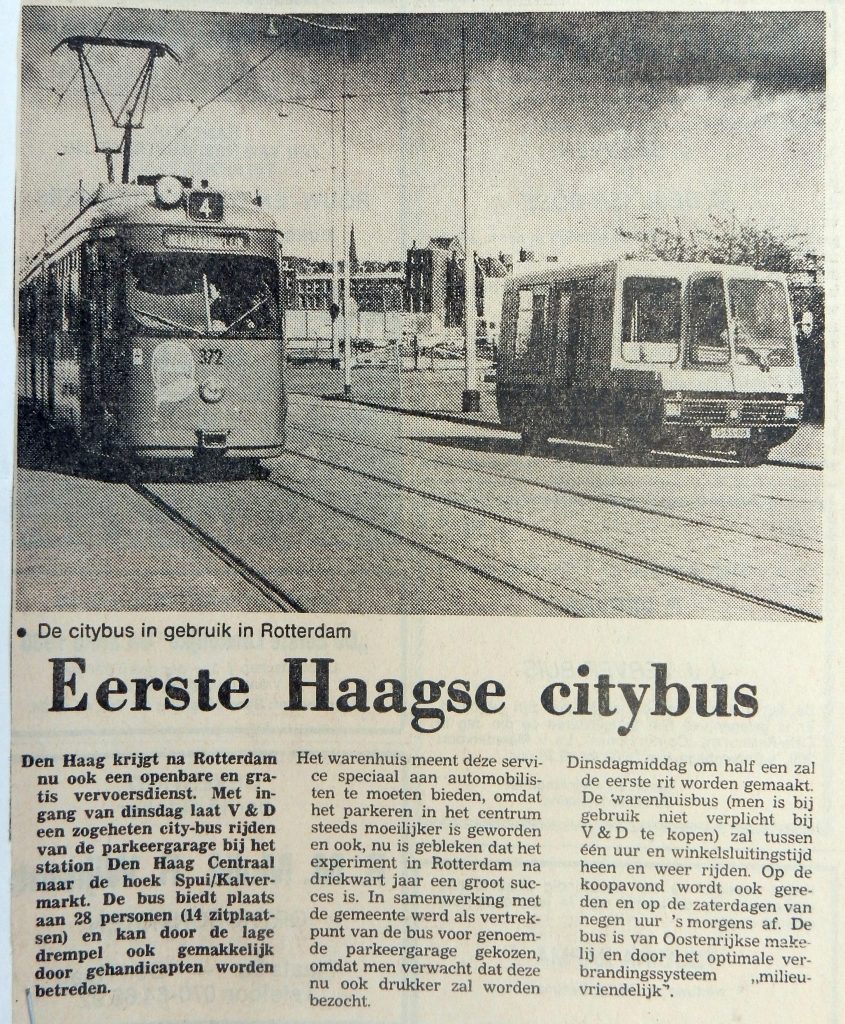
[[18, 8, 825, 264]]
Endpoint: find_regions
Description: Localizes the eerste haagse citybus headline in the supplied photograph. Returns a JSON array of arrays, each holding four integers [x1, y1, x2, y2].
[[44, 657, 758, 736]]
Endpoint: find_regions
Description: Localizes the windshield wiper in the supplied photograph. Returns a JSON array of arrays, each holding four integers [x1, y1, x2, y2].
[[129, 306, 204, 337], [736, 345, 771, 371], [219, 292, 273, 337]]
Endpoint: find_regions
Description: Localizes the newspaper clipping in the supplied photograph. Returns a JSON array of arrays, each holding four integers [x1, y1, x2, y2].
[[9, 3, 842, 1023]]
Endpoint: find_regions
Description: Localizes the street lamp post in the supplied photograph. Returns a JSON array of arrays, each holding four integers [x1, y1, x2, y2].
[[461, 20, 480, 413], [341, 41, 353, 396], [274, 15, 355, 375], [329, 103, 339, 363]]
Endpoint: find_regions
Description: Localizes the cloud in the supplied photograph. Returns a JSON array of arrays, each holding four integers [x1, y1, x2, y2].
[[18, 9, 825, 263]]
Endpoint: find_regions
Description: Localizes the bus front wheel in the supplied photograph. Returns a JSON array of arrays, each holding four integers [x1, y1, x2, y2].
[[611, 425, 651, 466], [521, 428, 549, 455], [735, 442, 769, 467]]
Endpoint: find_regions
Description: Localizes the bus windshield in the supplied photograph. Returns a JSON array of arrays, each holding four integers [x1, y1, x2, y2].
[[727, 278, 794, 367], [127, 254, 280, 337]]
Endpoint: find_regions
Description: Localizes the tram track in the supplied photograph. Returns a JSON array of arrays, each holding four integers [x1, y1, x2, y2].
[[124, 420, 820, 620], [131, 479, 579, 616], [132, 479, 581, 614], [270, 446, 821, 622], [131, 482, 305, 612], [286, 419, 821, 556], [259, 477, 580, 617]]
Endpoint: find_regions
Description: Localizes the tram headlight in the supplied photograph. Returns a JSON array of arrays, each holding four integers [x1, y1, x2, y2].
[[154, 175, 185, 209], [664, 401, 681, 420], [784, 403, 802, 421], [199, 377, 225, 404]]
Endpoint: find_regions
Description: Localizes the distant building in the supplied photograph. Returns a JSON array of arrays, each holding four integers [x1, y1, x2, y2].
[[476, 255, 509, 351], [280, 256, 298, 309], [286, 225, 404, 311], [292, 270, 333, 310], [404, 238, 508, 327], [287, 234, 508, 330], [404, 236, 464, 325], [287, 262, 403, 312]]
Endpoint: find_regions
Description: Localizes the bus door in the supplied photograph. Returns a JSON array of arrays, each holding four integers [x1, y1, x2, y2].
[[551, 284, 575, 386], [552, 279, 595, 387]]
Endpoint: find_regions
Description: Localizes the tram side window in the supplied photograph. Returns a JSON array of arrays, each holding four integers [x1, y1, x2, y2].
[[689, 275, 729, 364], [55, 253, 79, 359], [22, 287, 36, 342], [47, 268, 61, 337], [621, 277, 681, 363]]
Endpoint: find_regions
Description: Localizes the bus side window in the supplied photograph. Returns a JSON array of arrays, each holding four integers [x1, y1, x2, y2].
[[514, 289, 534, 356], [622, 277, 681, 363]]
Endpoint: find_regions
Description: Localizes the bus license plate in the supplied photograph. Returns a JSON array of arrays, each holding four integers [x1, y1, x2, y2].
[[711, 426, 750, 439]]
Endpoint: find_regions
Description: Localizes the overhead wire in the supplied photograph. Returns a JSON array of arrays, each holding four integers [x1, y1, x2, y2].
[[154, 27, 300, 158]]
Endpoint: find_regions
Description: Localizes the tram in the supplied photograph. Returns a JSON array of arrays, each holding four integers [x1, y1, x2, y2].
[[497, 258, 804, 465], [18, 173, 287, 471]]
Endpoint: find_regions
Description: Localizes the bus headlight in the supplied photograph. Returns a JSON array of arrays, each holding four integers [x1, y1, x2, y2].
[[200, 377, 225, 404], [664, 401, 681, 420], [784, 403, 802, 421]]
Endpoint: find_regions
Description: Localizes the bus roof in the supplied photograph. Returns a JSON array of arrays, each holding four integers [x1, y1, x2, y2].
[[505, 257, 789, 290]]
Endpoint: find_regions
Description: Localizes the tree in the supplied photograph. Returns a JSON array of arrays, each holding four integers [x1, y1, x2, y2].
[[618, 212, 805, 272]]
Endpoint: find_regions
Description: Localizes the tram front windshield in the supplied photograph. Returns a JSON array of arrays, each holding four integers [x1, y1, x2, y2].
[[127, 254, 280, 337]]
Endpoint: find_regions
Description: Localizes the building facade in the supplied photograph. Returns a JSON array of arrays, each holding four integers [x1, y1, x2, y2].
[[286, 261, 403, 313], [403, 238, 509, 328]]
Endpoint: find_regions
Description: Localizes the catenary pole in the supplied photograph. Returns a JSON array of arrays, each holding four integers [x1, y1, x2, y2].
[[341, 34, 353, 396], [461, 19, 480, 413]]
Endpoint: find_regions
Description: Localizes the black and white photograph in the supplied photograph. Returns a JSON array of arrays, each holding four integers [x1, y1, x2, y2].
[[15, 7, 824, 619]]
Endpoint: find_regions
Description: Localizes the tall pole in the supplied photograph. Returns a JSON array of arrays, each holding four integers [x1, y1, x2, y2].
[[341, 37, 353, 397], [330, 104, 339, 363], [461, 19, 480, 413]]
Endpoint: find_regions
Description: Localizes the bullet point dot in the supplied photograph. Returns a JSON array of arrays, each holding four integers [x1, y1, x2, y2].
[[17, 627, 26, 638]]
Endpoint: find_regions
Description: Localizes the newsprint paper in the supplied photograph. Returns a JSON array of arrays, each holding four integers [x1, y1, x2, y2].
[[6, 2, 844, 1023]]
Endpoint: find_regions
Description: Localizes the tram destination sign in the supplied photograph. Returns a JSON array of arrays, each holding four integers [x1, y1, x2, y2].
[[162, 229, 249, 251]]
